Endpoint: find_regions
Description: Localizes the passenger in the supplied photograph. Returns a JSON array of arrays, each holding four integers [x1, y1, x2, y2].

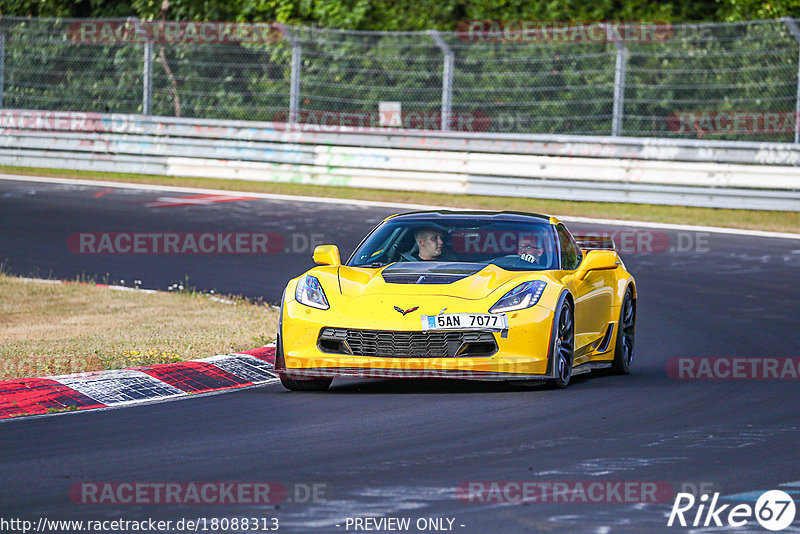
[[518, 233, 545, 264]]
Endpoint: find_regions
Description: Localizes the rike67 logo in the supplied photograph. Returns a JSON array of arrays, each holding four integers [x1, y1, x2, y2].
[[668, 490, 796, 531]]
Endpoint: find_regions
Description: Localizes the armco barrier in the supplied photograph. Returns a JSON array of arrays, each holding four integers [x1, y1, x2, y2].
[[1, 112, 799, 210]]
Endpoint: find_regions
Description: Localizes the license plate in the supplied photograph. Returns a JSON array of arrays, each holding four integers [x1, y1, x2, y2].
[[420, 313, 508, 331]]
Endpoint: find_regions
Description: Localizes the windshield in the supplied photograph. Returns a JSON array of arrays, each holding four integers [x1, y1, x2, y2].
[[348, 217, 558, 271]]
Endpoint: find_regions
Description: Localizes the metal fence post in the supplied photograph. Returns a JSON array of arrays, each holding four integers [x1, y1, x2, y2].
[[290, 44, 301, 123], [143, 40, 153, 115], [429, 30, 454, 131], [612, 39, 627, 137], [283, 27, 301, 124], [0, 27, 6, 109], [782, 17, 800, 144]]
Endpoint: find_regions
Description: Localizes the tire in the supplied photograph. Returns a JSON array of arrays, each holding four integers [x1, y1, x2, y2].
[[611, 287, 636, 375], [275, 314, 332, 392], [548, 298, 575, 389]]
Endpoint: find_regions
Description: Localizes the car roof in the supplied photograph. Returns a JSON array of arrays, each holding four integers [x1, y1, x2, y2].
[[384, 210, 555, 224]]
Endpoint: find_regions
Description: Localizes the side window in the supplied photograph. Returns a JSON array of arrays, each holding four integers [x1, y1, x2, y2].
[[557, 224, 583, 270]]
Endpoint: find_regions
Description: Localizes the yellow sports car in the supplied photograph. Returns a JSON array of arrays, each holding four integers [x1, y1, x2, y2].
[[275, 211, 636, 391]]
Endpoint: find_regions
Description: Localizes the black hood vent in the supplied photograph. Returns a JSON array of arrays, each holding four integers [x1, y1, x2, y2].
[[381, 262, 485, 284]]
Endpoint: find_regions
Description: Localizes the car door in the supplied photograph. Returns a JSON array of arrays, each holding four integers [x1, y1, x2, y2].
[[557, 224, 613, 362]]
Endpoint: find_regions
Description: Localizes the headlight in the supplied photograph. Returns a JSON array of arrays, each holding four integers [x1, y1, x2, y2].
[[295, 274, 329, 310], [489, 281, 546, 313]]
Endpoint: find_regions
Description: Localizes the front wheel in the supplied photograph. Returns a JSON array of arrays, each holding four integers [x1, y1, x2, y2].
[[611, 287, 636, 375], [548, 300, 575, 389]]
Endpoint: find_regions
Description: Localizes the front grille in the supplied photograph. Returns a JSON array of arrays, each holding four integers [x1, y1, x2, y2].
[[318, 328, 497, 358]]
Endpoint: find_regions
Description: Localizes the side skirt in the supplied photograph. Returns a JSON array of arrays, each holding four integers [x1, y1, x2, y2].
[[572, 361, 613, 377]]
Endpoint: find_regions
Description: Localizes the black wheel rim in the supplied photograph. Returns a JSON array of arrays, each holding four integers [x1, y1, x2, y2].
[[557, 304, 574, 381], [620, 293, 636, 367]]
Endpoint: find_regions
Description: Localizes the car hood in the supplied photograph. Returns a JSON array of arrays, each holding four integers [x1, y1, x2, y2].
[[336, 262, 541, 300]]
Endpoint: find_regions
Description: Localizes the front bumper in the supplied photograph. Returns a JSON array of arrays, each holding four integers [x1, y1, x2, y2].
[[280, 367, 556, 381], [280, 297, 556, 381]]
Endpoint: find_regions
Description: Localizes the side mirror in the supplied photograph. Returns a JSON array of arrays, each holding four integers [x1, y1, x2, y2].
[[313, 245, 341, 266], [575, 250, 619, 280]]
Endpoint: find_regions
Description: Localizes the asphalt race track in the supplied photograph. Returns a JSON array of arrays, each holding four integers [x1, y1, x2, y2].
[[1, 177, 799, 533]]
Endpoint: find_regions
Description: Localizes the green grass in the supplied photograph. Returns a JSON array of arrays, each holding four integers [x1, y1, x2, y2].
[[0, 273, 278, 380], [1, 165, 798, 233]]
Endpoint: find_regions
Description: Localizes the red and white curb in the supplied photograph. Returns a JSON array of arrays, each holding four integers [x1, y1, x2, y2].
[[0, 345, 276, 420]]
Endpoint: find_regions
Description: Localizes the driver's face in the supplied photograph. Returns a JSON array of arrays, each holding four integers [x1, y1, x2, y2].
[[418, 231, 444, 260], [518, 235, 543, 259]]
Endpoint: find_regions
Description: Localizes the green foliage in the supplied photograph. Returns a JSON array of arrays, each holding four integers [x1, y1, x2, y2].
[[2, 0, 799, 27], [720, 0, 800, 20]]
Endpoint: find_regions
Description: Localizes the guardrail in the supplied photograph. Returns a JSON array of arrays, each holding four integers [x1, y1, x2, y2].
[[1, 112, 799, 211]]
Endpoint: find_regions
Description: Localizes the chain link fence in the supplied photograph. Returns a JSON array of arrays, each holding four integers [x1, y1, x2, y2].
[[1, 17, 799, 142]]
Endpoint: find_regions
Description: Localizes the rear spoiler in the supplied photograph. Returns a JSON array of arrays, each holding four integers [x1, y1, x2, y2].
[[573, 234, 616, 251]]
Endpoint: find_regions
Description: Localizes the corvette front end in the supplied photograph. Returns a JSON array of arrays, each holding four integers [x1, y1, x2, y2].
[[275, 210, 636, 391], [277, 265, 560, 381]]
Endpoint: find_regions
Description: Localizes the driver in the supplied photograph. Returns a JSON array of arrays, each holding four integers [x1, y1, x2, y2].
[[518, 233, 545, 264], [414, 228, 452, 261]]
